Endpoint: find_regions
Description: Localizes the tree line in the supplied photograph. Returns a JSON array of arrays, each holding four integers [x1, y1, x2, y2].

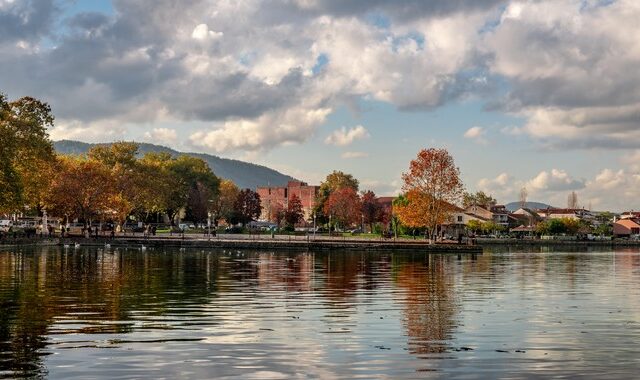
[[1, 92, 262, 228], [3, 92, 468, 237]]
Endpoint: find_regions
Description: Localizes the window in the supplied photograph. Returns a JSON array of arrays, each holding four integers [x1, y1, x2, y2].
[[284, 188, 288, 198], [457, 216, 463, 222]]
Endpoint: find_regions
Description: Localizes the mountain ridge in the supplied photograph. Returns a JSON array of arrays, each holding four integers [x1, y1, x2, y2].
[[504, 201, 555, 212], [53, 140, 296, 190]]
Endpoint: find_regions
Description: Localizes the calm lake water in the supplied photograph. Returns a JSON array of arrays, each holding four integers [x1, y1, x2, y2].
[[1, 246, 640, 379]]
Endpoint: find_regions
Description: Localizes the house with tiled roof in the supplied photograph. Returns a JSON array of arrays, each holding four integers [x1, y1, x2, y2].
[[613, 219, 640, 237]]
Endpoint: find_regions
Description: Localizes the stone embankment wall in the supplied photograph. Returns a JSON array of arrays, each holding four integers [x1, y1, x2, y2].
[[0, 236, 482, 254]]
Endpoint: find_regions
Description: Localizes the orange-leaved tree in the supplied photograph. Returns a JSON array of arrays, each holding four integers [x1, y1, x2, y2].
[[323, 187, 362, 231], [397, 148, 464, 242], [44, 156, 118, 224]]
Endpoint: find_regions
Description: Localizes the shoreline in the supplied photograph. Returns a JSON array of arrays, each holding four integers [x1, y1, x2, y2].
[[0, 235, 482, 254], [5, 235, 639, 252]]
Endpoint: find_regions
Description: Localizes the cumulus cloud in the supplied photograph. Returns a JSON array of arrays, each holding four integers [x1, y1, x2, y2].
[[526, 169, 585, 193], [144, 128, 178, 145], [191, 24, 223, 40], [473, 167, 640, 211], [2, 0, 640, 155], [484, 0, 640, 149], [476, 169, 585, 205], [48, 120, 127, 142], [463, 126, 488, 144], [360, 179, 402, 196], [325, 125, 370, 146], [476, 172, 515, 201], [190, 106, 332, 153], [0, 0, 500, 153], [341, 151, 368, 159]]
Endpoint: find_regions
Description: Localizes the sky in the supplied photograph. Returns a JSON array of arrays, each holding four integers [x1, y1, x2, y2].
[[2, 0, 640, 211]]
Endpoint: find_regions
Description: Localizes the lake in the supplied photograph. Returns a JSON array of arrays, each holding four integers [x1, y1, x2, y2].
[[1, 246, 639, 379]]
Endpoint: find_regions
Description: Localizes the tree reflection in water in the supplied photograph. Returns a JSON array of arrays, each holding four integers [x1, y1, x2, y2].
[[393, 254, 459, 356], [0, 247, 222, 378], [0, 247, 467, 378]]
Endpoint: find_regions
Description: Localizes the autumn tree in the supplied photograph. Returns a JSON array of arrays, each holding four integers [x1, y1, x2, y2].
[[233, 189, 262, 227], [285, 194, 304, 228], [314, 170, 359, 223], [87, 142, 150, 224], [397, 148, 464, 242], [361, 190, 381, 233], [0, 93, 55, 213], [323, 187, 362, 230], [266, 201, 285, 227], [44, 156, 117, 224], [462, 191, 496, 209], [212, 179, 239, 225]]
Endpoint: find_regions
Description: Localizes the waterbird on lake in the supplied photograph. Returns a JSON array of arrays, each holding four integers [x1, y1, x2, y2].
[[74, 243, 81, 249], [141, 245, 147, 251], [105, 243, 111, 249]]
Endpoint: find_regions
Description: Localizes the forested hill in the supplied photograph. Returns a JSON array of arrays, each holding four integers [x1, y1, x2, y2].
[[504, 201, 555, 212], [54, 140, 296, 190]]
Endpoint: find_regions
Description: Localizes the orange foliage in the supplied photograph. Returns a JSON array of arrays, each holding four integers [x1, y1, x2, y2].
[[399, 148, 463, 238], [323, 187, 362, 228], [44, 157, 119, 222]]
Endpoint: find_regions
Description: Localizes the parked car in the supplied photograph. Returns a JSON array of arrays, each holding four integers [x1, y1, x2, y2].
[[0, 220, 13, 233], [123, 223, 145, 233], [65, 223, 85, 236]]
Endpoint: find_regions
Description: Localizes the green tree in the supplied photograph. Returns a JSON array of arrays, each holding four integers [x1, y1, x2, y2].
[[544, 219, 567, 235], [462, 191, 496, 209], [481, 221, 504, 234], [166, 155, 220, 226], [594, 222, 612, 236], [0, 93, 55, 213], [466, 219, 482, 233], [391, 195, 408, 238]]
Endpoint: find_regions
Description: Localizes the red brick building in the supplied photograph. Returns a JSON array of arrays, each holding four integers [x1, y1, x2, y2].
[[256, 181, 319, 222]]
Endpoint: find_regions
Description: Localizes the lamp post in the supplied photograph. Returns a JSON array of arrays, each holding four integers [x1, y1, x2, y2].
[[207, 212, 212, 240], [313, 212, 316, 239]]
